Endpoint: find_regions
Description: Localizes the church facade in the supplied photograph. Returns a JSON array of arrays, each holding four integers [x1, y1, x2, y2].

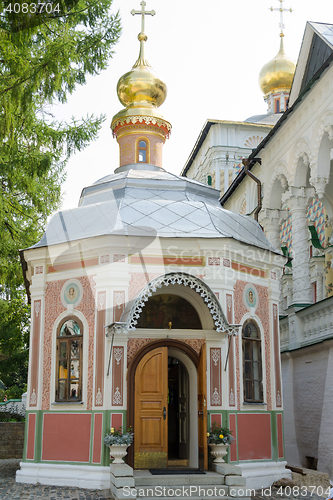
[[219, 22, 333, 480], [17, 4, 290, 490]]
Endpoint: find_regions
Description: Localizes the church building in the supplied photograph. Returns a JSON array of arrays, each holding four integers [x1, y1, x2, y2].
[[219, 21, 333, 481], [17, 2, 290, 490]]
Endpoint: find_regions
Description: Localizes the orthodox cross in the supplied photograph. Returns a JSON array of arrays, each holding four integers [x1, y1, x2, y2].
[[270, 0, 293, 36], [131, 1, 155, 35]]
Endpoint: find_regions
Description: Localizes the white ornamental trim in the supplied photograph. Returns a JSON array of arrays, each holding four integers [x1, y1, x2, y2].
[[211, 388, 221, 405], [114, 347, 123, 365], [95, 388, 103, 406], [211, 349, 220, 366], [113, 387, 122, 405], [127, 272, 233, 334], [112, 116, 172, 134]]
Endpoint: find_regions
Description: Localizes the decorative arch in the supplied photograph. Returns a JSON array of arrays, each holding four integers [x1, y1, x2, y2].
[[290, 139, 313, 186], [265, 165, 289, 209], [237, 195, 247, 215], [122, 272, 235, 334], [313, 111, 333, 155]]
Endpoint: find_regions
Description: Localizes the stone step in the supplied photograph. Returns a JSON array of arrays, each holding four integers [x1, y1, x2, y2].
[[133, 484, 249, 498], [135, 486, 229, 499], [134, 471, 225, 487]]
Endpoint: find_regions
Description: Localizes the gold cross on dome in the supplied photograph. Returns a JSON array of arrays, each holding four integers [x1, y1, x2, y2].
[[270, 0, 293, 37], [131, 1, 155, 35]]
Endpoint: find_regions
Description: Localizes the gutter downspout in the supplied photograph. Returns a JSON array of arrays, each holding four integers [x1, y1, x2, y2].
[[242, 157, 262, 222]]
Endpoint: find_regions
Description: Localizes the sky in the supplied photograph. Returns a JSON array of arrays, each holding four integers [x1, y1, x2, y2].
[[56, 0, 333, 210]]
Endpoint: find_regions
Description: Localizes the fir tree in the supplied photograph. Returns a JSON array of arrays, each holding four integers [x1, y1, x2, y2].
[[0, 0, 121, 397]]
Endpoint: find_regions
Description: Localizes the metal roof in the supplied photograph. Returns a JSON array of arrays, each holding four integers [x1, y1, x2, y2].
[[31, 164, 277, 253]]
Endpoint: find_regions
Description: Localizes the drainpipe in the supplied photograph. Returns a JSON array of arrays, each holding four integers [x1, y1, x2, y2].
[[242, 157, 262, 222]]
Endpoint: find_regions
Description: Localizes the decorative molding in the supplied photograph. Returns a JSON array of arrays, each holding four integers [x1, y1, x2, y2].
[[112, 345, 124, 407], [210, 347, 221, 406], [244, 135, 264, 149], [112, 115, 172, 136], [126, 272, 236, 334], [229, 389, 235, 406], [114, 348, 123, 365], [211, 349, 220, 366], [30, 389, 37, 406], [113, 254, 125, 263], [113, 387, 122, 405], [35, 301, 41, 317], [208, 257, 220, 266], [309, 176, 329, 199], [106, 322, 129, 338], [35, 266, 43, 275], [95, 388, 103, 406], [211, 388, 221, 405], [113, 291, 125, 322], [100, 255, 110, 264]]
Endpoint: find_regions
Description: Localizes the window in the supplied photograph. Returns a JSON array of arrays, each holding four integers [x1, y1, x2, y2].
[[242, 320, 263, 403], [56, 317, 83, 402], [138, 140, 147, 162], [207, 175, 212, 186], [275, 99, 280, 113]]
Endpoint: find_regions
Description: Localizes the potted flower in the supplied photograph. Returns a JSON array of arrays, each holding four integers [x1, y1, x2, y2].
[[207, 422, 234, 463], [104, 426, 134, 463]]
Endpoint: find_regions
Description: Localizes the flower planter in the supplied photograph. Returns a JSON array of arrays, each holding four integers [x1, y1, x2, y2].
[[108, 444, 129, 463], [209, 443, 229, 463]]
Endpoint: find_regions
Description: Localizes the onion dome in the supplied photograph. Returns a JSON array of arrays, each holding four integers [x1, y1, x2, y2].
[[259, 35, 295, 96], [111, 32, 169, 126]]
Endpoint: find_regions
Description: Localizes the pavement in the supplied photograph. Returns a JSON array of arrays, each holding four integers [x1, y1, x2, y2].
[[0, 460, 112, 499], [0, 459, 329, 500]]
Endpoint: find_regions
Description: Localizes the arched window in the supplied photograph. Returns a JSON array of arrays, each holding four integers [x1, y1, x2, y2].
[[56, 317, 83, 402], [242, 320, 263, 403], [138, 140, 148, 162], [207, 175, 212, 186], [275, 99, 280, 113]]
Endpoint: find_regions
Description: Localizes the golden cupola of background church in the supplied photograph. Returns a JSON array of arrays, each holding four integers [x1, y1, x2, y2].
[[111, 1, 171, 170]]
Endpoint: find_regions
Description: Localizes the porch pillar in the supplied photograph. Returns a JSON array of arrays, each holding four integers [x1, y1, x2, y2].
[[259, 208, 288, 252], [282, 187, 315, 306]]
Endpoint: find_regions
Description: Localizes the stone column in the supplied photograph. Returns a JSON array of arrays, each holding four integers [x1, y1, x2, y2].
[[282, 187, 315, 305], [259, 208, 288, 251]]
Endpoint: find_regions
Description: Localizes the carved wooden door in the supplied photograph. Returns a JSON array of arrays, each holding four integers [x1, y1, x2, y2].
[[134, 347, 168, 468]]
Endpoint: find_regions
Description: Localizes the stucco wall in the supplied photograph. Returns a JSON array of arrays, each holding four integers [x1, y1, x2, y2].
[[282, 343, 333, 479]]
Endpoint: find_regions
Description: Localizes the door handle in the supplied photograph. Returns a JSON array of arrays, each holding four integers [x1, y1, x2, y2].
[[198, 404, 204, 420], [163, 406, 167, 420]]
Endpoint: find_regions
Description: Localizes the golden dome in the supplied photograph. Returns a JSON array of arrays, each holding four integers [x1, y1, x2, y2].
[[112, 33, 167, 125], [259, 36, 295, 95]]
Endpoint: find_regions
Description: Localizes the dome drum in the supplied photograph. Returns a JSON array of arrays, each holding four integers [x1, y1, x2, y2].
[[117, 130, 164, 168]]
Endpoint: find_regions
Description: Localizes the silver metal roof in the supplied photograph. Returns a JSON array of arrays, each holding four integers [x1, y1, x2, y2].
[[32, 164, 276, 253]]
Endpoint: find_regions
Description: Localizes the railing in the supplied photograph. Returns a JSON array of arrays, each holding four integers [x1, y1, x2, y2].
[[280, 295, 333, 351], [0, 395, 26, 420]]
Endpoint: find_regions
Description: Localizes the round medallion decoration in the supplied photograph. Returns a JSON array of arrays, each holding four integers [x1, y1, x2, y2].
[[61, 280, 83, 309], [122, 142, 131, 156], [243, 284, 258, 311]]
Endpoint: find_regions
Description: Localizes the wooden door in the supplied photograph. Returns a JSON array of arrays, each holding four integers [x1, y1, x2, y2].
[[134, 347, 168, 469], [178, 362, 189, 459], [198, 343, 208, 470]]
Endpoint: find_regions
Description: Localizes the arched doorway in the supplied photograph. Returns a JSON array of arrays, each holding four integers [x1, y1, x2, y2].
[[127, 339, 207, 470]]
